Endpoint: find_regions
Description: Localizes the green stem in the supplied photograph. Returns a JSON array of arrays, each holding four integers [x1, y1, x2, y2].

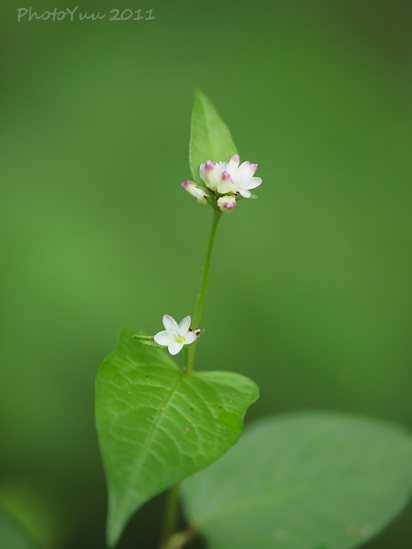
[[162, 528, 194, 549], [187, 210, 222, 373], [159, 485, 179, 549], [183, 346, 188, 373], [159, 210, 222, 548]]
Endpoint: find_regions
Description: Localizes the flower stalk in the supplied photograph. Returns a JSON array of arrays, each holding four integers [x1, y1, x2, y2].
[[186, 209, 222, 373], [158, 210, 221, 549]]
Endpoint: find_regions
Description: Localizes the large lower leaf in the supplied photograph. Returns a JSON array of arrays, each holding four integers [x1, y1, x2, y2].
[[189, 89, 237, 186], [95, 327, 258, 547], [180, 412, 412, 549], [0, 510, 37, 549]]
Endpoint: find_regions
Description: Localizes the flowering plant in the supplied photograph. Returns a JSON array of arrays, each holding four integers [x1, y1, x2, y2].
[[95, 91, 412, 549]]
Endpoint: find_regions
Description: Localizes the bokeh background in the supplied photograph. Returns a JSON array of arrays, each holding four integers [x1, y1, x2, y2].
[[1, 0, 412, 547]]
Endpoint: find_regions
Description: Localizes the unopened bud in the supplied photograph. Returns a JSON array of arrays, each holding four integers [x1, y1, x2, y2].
[[199, 160, 222, 192], [217, 194, 236, 212], [181, 180, 209, 205]]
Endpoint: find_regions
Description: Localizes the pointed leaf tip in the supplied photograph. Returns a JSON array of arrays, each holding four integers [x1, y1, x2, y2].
[[189, 91, 237, 185]]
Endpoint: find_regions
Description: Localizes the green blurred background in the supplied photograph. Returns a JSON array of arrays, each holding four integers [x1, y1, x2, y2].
[[1, 0, 411, 547]]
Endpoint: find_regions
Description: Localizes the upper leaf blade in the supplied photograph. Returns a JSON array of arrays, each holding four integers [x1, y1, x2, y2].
[[180, 412, 412, 549], [95, 327, 258, 547], [189, 89, 237, 185]]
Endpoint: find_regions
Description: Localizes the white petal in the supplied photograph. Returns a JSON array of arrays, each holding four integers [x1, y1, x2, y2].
[[195, 191, 208, 205], [168, 341, 184, 355], [237, 161, 255, 179], [228, 154, 240, 170], [199, 164, 205, 181], [179, 315, 191, 333], [184, 331, 197, 345], [154, 330, 173, 346], [217, 177, 236, 195], [163, 314, 178, 331], [239, 189, 251, 198], [246, 176, 262, 190], [207, 168, 223, 190]]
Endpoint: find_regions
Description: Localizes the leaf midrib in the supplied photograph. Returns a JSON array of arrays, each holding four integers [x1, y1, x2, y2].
[[114, 371, 184, 519]]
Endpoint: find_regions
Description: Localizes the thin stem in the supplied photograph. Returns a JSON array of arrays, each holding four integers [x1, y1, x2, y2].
[[159, 210, 221, 549], [187, 210, 222, 373], [163, 528, 195, 549], [159, 485, 179, 549], [183, 346, 188, 372]]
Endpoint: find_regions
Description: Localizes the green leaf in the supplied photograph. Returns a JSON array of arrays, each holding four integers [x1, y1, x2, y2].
[[0, 510, 37, 549], [95, 327, 259, 547], [189, 89, 237, 186], [180, 412, 412, 549]]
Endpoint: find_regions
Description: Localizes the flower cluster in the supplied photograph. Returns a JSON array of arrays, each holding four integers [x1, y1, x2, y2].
[[181, 154, 262, 213]]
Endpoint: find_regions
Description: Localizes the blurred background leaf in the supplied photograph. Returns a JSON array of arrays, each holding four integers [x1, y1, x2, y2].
[[0, 508, 39, 549], [1, 0, 411, 547], [181, 413, 412, 549]]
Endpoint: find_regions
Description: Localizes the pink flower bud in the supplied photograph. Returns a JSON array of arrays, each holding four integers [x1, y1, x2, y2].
[[181, 181, 209, 205], [217, 194, 236, 213]]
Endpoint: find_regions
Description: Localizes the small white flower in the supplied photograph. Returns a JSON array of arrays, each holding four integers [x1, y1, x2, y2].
[[217, 194, 236, 212], [154, 314, 197, 355], [199, 160, 232, 194], [199, 155, 262, 198], [181, 180, 209, 205], [199, 160, 231, 194], [225, 154, 262, 198]]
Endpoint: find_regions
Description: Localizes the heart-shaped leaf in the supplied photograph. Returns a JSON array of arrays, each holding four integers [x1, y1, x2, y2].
[[180, 412, 412, 549], [189, 89, 237, 186], [95, 327, 258, 547]]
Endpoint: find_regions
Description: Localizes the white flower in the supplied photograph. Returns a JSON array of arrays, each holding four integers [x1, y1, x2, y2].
[[154, 314, 197, 355], [181, 180, 209, 205], [217, 194, 236, 212], [225, 154, 262, 198], [199, 155, 262, 198], [199, 160, 230, 193]]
